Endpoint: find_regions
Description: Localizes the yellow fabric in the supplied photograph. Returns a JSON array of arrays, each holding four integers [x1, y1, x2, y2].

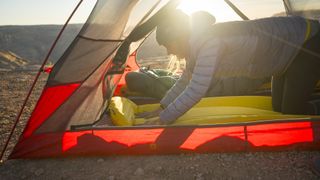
[[317, 81, 320, 90], [304, 19, 311, 42], [258, 80, 320, 90], [109, 96, 138, 126], [109, 96, 315, 126], [258, 82, 271, 90]]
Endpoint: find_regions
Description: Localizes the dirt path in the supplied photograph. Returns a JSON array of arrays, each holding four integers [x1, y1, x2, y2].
[[0, 71, 320, 179]]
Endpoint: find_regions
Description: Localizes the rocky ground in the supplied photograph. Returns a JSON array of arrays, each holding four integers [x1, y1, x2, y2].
[[0, 71, 320, 180]]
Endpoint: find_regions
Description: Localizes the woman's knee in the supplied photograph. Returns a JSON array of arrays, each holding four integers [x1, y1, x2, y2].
[[271, 76, 285, 112], [125, 72, 149, 91]]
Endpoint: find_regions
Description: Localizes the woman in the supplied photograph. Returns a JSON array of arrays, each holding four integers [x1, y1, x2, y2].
[[125, 11, 216, 99], [139, 10, 320, 125]]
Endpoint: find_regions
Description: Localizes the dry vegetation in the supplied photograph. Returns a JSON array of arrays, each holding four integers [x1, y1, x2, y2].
[[0, 71, 320, 180]]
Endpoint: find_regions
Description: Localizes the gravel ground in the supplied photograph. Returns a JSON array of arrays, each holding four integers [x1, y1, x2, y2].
[[0, 71, 320, 180]]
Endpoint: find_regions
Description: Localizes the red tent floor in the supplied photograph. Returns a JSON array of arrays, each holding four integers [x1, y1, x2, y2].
[[10, 120, 320, 158]]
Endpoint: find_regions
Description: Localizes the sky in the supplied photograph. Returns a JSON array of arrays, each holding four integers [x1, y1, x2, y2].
[[0, 0, 96, 25], [178, 0, 286, 22], [0, 0, 289, 26]]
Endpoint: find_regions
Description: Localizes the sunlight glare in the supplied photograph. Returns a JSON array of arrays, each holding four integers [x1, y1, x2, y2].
[[178, 0, 241, 22]]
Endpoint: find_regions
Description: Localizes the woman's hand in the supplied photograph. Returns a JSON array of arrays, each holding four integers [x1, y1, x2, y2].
[[136, 107, 162, 119]]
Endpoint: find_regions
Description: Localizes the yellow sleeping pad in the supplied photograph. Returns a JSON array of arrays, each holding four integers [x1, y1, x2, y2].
[[258, 80, 320, 90], [109, 96, 312, 126]]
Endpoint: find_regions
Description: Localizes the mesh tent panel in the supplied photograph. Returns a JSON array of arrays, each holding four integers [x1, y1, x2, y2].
[[34, 0, 175, 133], [36, 56, 113, 133], [48, 0, 167, 86], [48, 39, 119, 85], [48, 0, 139, 86]]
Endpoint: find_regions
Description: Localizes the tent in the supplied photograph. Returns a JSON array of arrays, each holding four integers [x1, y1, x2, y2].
[[2, 0, 320, 160]]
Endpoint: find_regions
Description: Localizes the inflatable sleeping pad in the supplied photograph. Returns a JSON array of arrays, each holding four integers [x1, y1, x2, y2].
[[108, 96, 314, 126]]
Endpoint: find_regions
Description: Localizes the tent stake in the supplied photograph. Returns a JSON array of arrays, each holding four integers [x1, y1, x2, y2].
[[0, 0, 84, 163]]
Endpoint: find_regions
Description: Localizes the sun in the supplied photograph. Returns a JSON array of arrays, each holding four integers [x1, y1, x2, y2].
[[178, 0, 241, 22]]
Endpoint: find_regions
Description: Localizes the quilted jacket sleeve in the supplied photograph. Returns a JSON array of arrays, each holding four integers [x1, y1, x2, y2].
[[160, 71, 189, 108], [160, 39, 223, 123]]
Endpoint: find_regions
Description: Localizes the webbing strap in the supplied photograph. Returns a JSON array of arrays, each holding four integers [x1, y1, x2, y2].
[[304, 19, 311, 42]]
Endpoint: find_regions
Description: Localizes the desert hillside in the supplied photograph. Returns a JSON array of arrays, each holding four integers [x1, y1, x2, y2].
[[0, 24, 82, 64], [0, 24, 167, 71], [0, 50, 29, 71]]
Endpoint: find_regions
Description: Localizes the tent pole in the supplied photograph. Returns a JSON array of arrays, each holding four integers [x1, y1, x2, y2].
[[224, 0, 249, 20], [0, 0, 84, 163]]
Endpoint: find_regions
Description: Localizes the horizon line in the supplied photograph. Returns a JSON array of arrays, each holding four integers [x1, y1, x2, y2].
[[0, 23, 84, 26]]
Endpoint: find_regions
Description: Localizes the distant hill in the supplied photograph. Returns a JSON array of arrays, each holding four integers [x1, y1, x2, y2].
[[2, 10, 320, 69], [0, 24, 166, 69], [273, 10, 320, 19], [136, 31, 167, 60], [0, 24, 82, 65], [289, 9, 320, 19], [0, 50, 29, 71], [272, 12, 287, 17]]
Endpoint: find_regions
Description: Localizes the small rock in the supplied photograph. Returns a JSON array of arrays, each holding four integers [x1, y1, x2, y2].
[[2, 119, 10, 124], [21, 174, 27, 179], [195, 173, 204, 180], [97, 158, 104, 163], [155, 166, 163, 172], [108, 175, 115, 180], [194, 155, 201, 160], [134, 168, 144, 176], [34, 168, 44, 176], [30, 167, 36, 173], [146, 178, 156, 180], [60, 174, 69, 180], [220, 154, 227, 159]]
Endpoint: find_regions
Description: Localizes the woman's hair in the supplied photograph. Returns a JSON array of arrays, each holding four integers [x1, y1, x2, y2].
[[166, 55, 186, 75], [156, 10, 190, 47]]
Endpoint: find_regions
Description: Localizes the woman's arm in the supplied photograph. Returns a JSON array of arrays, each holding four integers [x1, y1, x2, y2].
[[160, 71, 189, 108], [137, 71, 189, 121], [159, 39, 223, 123]]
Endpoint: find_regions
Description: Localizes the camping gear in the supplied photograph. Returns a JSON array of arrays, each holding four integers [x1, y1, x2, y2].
[[109, 96, 317, 126]]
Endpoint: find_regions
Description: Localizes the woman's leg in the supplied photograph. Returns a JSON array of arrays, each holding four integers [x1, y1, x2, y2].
[[125, 72, 173, 99], [280, 56, 320, 114], [276, 32, 320, 114], [272, 75, 285, 112], [125, 72, 154, 95]]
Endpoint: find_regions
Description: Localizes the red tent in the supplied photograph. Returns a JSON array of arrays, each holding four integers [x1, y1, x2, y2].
[[2, 0, 320, 160]]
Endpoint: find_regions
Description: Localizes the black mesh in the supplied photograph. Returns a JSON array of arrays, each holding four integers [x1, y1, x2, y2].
[[48, 0, 139, 86], [48, 0, 169, 86]]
